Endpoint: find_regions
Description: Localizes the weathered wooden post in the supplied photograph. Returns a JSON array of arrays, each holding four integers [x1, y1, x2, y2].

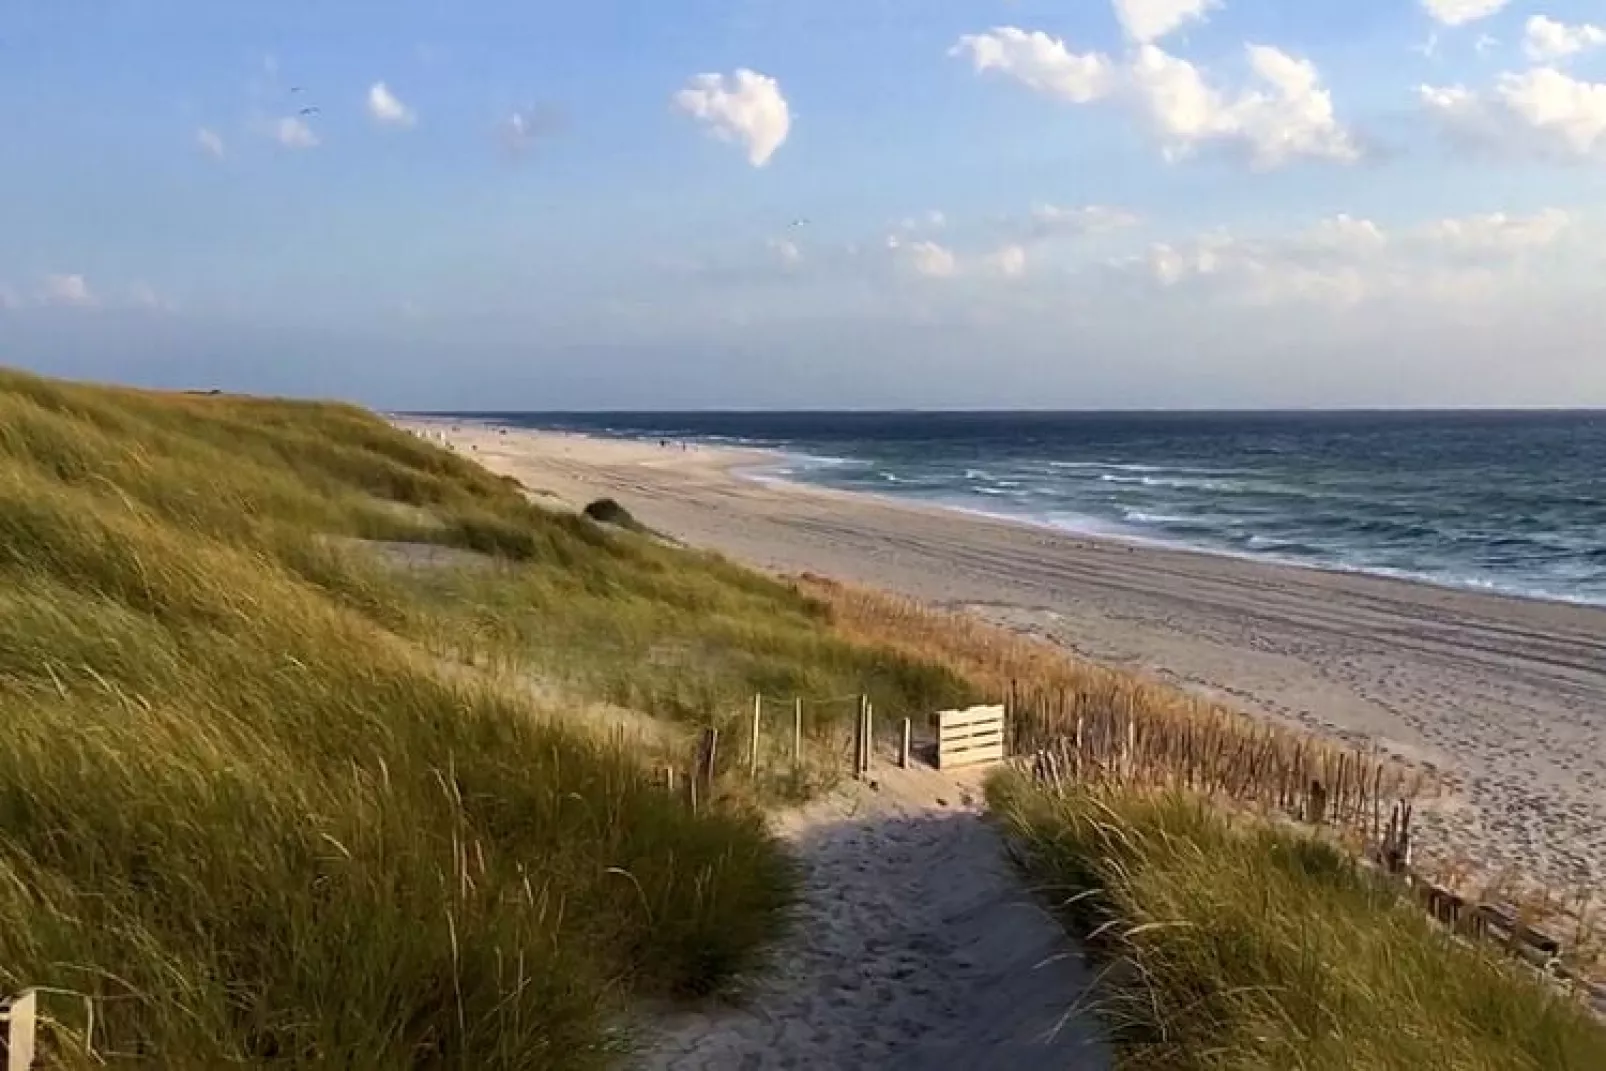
[[1307, 779, 1328, 825], [793, 697, 804, 765], [3, 989, 37, 1071], [750, 695, 763, 778], [865, 699, 874, 775], [694, 727, 719, 811], [899, 717, 912, 769]]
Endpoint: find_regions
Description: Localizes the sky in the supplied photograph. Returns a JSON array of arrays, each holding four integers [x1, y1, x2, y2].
[[2, 0, 1605, 409]]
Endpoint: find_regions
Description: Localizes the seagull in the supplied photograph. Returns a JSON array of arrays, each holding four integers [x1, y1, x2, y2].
[[790, 218, 809, 228], [290, 86, 305, 94], [299, 106, 321, 116]]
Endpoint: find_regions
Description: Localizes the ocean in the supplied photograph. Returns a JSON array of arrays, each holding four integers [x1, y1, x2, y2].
[[453, 411, 1606, 608]]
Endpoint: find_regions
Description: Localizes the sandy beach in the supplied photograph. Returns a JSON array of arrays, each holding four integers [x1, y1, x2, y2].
[[411, 420, 1606, 896]]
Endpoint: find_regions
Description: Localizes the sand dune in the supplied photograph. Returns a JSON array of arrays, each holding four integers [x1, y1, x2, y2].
[[412, 421, 1606, 897]]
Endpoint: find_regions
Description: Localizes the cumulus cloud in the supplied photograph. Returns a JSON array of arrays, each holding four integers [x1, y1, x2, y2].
[[367, 82, 417, 127], [38, 273, 97, 308], [1113, 0, 1220, 45], [196, 127, 225, 159], [950, 27, 1117, 104], [767, 237, 803, 266], [272, 116, 319, 149], [983, 244, 1029, 278], [1524, 16, 1606, 62], [952, 27, 1358, 168], [673, 69, 791, 167], [1028, 204, 1143, 237], [1132, 44, 1360, 167], [1120, 207, 1577, 306], [1422, 67, 1606, 160], [1421, 0, 1510, 27], [889, 238, 960, 278], [1417, 208, 1574, 255]]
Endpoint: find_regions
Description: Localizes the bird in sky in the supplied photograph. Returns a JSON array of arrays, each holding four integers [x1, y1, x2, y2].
[[299, 106, 321, 116]]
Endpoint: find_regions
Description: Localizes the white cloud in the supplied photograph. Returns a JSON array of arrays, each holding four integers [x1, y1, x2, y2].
[[196, 127, 225, 159], [893, 238, 960, 278], [367, 82, 416, 127], [272, 116, 319, 149], [1131, 44, 1360, 167], [952, 28, 1357, 169], [1120, 208, 1577, 306], [1114, 0, 1220, 45], [1524, 16, 1606, 62], [673, 69, 791, 167], [1421, 0, 1510, 28], [1423, 67, 1606, 159], [1415, 208, 1574, 254], [1029, 203, 1143, 237], [983, 244, 1029, 278], [950, 27, 1118, 104], [39, 273, 96, 307], [767, 237, 803, 266]]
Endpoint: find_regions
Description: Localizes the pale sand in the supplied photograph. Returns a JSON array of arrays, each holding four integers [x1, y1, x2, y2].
[[632, 762, 1110, 1070], [412, 420, 1606, 898]]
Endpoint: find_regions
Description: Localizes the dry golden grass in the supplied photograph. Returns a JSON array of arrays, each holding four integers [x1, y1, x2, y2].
[[799, 575, 1421, 828]]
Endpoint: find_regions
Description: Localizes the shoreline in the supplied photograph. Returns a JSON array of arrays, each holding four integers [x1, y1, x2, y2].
[[436, 417, 1606, 614], [403, 417, 1606, 894]]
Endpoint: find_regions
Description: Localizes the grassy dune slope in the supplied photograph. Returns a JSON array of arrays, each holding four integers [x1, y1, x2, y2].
[[0, 369, 971, 1068], [990, 774, 1606, 1071]]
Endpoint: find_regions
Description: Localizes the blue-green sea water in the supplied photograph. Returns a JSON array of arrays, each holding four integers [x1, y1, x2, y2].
[[446, 411, 1606, 608]]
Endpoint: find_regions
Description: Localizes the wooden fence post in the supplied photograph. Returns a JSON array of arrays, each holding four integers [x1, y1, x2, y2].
[[750, 695, 762, 778], [694, 727, 719, 811], [793, 698, 804, 765], [865, 700, 874, 776], [853, 695, 865, 779], [3, 989, 37, 1071], [899, 717, 912, 769]]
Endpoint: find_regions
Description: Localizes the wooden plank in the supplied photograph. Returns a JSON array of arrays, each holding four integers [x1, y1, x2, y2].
[[935, 705, 1005, 729], [937, 738, 1002, 754], [938, 722, 1004, 741], [937, 742, 1006, 770]]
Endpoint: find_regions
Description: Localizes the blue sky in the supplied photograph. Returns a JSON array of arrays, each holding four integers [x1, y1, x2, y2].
[[3, 0, 1604, 408]]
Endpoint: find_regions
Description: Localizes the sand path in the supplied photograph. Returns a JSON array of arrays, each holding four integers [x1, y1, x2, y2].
[[632, 760, 1109, 1070]]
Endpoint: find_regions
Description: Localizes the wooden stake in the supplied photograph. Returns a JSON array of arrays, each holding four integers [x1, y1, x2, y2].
[[899, 717, 912, 769], [750, 695, 762, 778], [4, 989, 37, 1071], [695, 727, 719, 810], [794, 698, 804, 765], [865, 700, 874, 775]]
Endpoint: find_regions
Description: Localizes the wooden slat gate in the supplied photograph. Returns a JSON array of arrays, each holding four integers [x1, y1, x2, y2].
[[935, 704, 1006, 770]]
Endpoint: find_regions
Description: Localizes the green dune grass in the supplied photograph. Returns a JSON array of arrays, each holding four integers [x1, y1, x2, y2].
[[0, 368, 971, 1068], [989, 771, 1606, 1071]]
